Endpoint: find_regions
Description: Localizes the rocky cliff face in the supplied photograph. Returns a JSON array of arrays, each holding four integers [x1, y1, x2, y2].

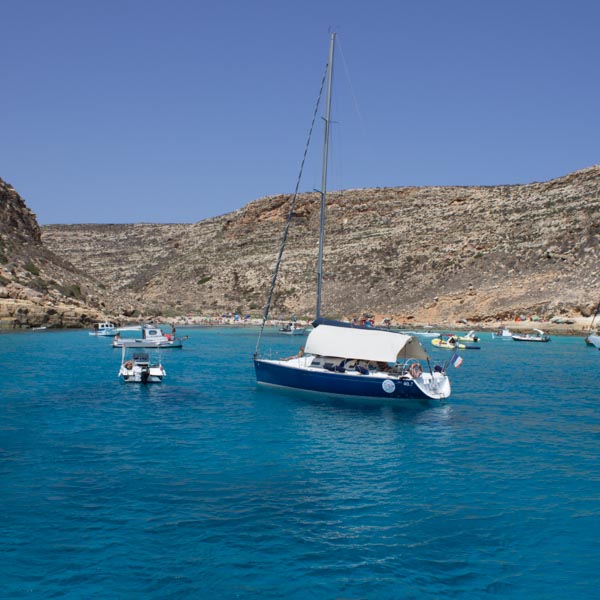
[[42, 166, 600, 324], [0, 178, 107, 328]]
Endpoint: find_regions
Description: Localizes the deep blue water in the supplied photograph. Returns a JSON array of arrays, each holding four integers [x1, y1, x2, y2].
[[1, 327, 599, 599]]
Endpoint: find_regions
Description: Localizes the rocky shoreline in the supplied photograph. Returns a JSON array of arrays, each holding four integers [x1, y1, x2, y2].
[[4, 313, 592, 340]]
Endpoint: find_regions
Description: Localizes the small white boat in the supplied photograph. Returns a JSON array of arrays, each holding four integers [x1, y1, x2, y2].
[[586, 333, 600, 349], [512, 329, 551, 343], [584, 301, 600, 348], [406, 330, 442, 338], [493, 326, 513, 339], [112, 324, 187, 348], [279, 322, 306, 335], [89, 321, 118, 337], [118, 347, 166, 383], [456, 330, 480, 342]]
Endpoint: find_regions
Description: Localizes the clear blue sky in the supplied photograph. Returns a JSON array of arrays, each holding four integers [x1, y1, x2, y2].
[[2, 0, 599, 224]]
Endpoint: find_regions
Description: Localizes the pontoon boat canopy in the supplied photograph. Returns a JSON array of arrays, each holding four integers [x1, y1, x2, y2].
[[304, 324, 429, 362]]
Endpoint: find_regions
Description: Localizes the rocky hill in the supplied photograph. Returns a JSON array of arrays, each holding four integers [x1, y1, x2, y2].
[[41, 165, 600, 326], [0, 178, 108, 328]]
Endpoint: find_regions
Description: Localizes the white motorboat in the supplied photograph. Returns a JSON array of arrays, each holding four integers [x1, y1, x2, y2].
[[493, 326, 513, 339], [586, 333, 600, 349], [112, 324, 187, 348], [89, 321, 118, 336], [512, 329, 551, 343], [584, 301, 600, 349], [401, 330, 442, 338], [118, 347, 166, 383], [279, 322, 306, 335], [456, 330, 480, 342]]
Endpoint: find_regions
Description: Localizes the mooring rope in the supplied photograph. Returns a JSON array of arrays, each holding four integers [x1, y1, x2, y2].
[[255, 62, 329, 356]]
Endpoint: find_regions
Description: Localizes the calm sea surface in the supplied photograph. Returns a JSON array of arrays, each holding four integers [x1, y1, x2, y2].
[[1, 327, 599, 599]]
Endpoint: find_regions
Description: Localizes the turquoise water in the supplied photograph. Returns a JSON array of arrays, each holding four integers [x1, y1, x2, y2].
[[1, 327, 599, 598]]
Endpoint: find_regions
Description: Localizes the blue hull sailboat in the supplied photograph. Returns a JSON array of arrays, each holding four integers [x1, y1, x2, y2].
[[256, 319, 450, 402], [253, 33, 452, 404]]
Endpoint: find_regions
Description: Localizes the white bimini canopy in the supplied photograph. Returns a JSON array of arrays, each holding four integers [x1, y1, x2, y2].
[[304, 324, 429, 362]]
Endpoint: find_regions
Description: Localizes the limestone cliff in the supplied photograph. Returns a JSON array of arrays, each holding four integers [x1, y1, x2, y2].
[[42, 165, 600, 324], [0, 178, 107, 328]]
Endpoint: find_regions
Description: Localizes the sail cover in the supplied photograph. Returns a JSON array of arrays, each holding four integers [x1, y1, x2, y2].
[[304, 324, 429, 362]]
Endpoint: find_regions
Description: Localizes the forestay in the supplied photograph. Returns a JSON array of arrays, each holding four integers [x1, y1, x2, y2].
[[304, 324, 429, 362]]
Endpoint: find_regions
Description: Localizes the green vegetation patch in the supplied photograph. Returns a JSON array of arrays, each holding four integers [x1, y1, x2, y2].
[[24, 262, 40, 276], [0, 236, 7, 264], [57, 283, 83, 300], [29, 278, 49, 293]]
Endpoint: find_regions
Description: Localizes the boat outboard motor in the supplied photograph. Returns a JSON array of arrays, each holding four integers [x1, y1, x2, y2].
[[141, 367, 150, 385]]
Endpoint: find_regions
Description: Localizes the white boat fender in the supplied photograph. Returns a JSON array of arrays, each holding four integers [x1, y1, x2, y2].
[[409, 363, 423, 378]]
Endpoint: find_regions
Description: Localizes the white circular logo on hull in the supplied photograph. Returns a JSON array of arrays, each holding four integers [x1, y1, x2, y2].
[[382, 379, 396, 394]]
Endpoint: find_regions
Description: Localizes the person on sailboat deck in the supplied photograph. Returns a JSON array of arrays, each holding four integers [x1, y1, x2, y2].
[[284, 346, 305, 361]]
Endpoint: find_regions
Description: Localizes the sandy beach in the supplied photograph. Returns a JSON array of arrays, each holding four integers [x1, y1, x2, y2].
[[156, 314, 597, 337]]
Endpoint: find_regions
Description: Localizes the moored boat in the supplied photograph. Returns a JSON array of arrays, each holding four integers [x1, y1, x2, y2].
[[493, 326, 513, 339], [584, 301, 600, 348], [118, 347, 166, 383], [456, 330, 479, 342], [89, 321, 118, 336], [279, 322, 306, 335], [257, 319, 451, 402], [431, 333, 480, 350], [586, 333, 600, 349], [511, 329, 551, 342], [253, 33, 453, 404], [112, 324, 187, 348], [402, 330, 441, 338]]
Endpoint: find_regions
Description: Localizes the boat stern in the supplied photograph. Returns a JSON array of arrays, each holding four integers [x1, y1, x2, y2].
[[414, 371, 451, 400]]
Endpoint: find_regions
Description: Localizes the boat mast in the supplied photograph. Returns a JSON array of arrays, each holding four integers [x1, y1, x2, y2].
[[316, 32, 335, 320], [589, 300, 600, 331]]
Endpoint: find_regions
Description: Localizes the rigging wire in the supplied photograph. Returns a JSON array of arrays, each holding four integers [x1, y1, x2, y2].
[[336, 38, 376, 188], [254, 62, 329, 355], [336, 38, 366, 136]]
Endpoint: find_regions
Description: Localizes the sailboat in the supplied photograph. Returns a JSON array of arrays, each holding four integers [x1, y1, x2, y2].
[[253, 34, 452, 403], [585, 301, 600, 349]]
